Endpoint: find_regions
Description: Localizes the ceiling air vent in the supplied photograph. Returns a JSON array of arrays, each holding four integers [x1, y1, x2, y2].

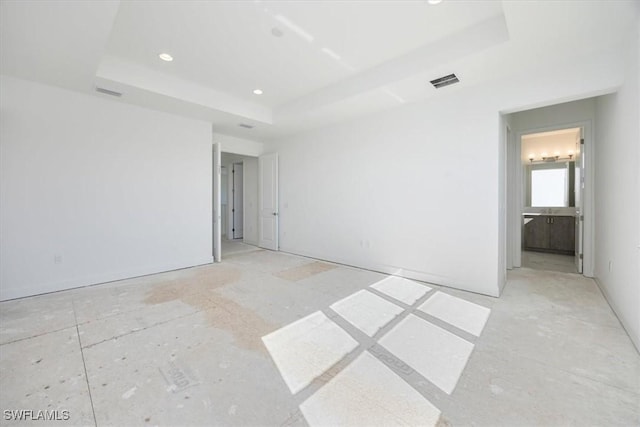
[[430, 73, 459, 89], [95, 87, 122, 97], [238, 123, 254, 129]]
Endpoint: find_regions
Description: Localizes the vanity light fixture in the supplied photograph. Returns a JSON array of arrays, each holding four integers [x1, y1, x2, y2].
[[529, 153, 574, 163], [158, 53, 173, 62]]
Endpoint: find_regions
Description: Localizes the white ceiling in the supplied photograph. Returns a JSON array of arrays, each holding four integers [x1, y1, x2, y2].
[[1, 0, 638, 140]]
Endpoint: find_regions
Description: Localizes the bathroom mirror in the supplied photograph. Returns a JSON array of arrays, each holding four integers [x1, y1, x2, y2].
[[525, 161, 575, 207]]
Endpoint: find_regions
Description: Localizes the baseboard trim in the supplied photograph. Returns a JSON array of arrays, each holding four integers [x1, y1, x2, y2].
[[278, 246, 500, 298]]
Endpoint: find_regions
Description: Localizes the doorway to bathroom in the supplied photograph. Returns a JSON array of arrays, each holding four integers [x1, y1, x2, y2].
[[519, 127, 583, 274]]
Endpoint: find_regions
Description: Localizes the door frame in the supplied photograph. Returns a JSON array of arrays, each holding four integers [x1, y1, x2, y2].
[[507, 120, 594, 276], [213, 147, 274, 259]]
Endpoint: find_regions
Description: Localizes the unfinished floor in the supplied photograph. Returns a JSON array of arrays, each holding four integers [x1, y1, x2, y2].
[[522, 250, 578, 274], [1, 249, 638, 426]]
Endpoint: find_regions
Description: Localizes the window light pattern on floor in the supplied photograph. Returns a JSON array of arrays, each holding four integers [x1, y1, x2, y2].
[[418, 291, 491, 337], [262, 275, 492, 426], [300, 351, 441, 426], [330, 290, 404, 337], [370, 275, 432, 305], [261, 311, 358, 394]]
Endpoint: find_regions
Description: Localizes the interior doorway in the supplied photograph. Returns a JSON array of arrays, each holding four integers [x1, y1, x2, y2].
[[212, 146, 280, 262], [520, 127, 583, 274], [506, 117, 594, 277], [220, 152, 260, 257]]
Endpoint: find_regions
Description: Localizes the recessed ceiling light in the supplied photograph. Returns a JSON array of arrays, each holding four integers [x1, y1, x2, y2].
[[158, 53, 173, 62], [427, 0, 443, 4], [253, 89, 263, 95]]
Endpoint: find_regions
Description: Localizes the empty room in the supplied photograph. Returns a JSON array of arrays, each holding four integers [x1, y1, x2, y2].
[[1, 1, 638, 426]]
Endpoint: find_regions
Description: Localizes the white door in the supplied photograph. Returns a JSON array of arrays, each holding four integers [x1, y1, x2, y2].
[[575, 132, 584, 273], [232, 163, 244, 239], [259, 153, 278, 250], [213, 143, 222, 262]]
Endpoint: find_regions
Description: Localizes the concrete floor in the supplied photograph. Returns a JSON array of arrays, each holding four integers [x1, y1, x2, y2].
[[522, 250, 578, 274], [221, 239, 260, 257], [1, 250, 638, 426]]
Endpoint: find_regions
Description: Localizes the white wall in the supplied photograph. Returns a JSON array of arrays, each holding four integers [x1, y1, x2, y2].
[[270, 89, 502, 296], [213, 133, 264, 157], [593, 23, 640, 350], [511, 99, 596, 130], [267, 43, 627, 297], [0, 75, 213, 300]]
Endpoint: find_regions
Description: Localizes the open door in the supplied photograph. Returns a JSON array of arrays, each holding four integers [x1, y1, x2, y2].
[[213, 143, 222, 262], [259, 153, 278, 250], [575, 132, 584, 273]]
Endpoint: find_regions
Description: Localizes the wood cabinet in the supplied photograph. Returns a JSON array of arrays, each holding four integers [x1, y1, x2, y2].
[[524, 215, 575, 255]]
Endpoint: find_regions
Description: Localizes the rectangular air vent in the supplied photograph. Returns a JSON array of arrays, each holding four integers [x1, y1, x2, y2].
[[430, 73, 459, 89], [95, 87, 122, 97], [238, 123, 254, 129]]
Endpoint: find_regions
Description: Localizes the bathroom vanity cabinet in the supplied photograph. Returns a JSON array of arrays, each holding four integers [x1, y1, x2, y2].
[[524, 215, 575, 255]]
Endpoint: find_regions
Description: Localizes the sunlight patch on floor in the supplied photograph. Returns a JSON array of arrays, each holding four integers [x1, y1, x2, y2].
[[370, 276, 431, 305], [418, 291, 491, 337], [261, 311, 358, 394], [379, 314, 474, 395], [330, 290, 404, 337], [300, 351, 441, 427], [263, 273, 492, 425]]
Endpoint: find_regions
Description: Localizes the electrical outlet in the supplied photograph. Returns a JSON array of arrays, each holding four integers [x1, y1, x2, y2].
[[608, 260, 613, 272], [54, 255, 63, 264]]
